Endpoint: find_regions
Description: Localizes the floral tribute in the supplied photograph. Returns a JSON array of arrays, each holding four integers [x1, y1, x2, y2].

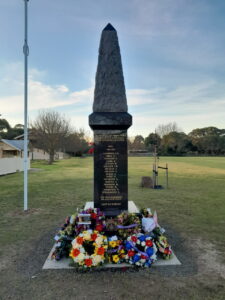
[[70, 230, 108, 267], [124, 233, 157, 267], [153, 227, 173, 260], [107, 236, 126, 264], [117, 212, 141, 239], [51, 208, 105, 261], [51, 207, 173, 268]]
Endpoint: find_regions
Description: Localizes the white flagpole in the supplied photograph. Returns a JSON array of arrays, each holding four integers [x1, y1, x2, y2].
[[23, 0, 29, 211]]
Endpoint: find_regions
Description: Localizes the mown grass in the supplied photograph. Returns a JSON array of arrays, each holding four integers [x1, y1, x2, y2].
[[0, 156, 225, 256]]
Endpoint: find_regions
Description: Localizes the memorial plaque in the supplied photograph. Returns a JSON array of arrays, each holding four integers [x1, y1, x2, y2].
[[94, 130, 128, 213], [89, 24, 132, 216]]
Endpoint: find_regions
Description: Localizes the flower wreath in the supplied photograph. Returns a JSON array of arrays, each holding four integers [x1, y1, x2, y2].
[[52, 208, 105, 261], [70, 230, 108, 267], [117, 212, 141, 239], [107, 236, 126, 264], [124, 233, 157, 267], [155, 235, 173, 259]]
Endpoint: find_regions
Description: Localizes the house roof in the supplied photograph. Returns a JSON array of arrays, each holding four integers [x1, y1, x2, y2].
[[1, 139, 29, 151]]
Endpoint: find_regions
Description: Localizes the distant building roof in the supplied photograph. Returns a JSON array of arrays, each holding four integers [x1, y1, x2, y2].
[[1, 139, 29, 151]]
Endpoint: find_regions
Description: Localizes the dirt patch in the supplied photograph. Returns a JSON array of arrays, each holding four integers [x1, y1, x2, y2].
[[7, 208, 45, 217], [193, 238, 225, 279]]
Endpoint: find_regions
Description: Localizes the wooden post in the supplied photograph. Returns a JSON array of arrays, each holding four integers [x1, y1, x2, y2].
[[166, 163, 168, 189]]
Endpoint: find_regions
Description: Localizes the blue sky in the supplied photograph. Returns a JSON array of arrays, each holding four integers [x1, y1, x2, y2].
[[0, 0, 225, 137]]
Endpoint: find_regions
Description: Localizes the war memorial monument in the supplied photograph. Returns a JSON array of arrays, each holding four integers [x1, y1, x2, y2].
[[43, 24, 180, 270]]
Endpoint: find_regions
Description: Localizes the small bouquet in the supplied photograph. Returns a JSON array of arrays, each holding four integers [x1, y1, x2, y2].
[[107, 235, 126, 264]]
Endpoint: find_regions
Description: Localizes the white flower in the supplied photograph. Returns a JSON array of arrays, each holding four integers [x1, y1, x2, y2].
[[76, 253, 85, 262], [92, 255, 103, 265], [83, 231, 91, 240], [137, 240, 141, 245], [140, 259, 146, 263], [95, 236, 103, 245], [151, 254, 157, 261], [141, 241, 146, 247]]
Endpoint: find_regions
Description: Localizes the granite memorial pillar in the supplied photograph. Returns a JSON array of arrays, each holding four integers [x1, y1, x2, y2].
[[89, 24, 132, 216]]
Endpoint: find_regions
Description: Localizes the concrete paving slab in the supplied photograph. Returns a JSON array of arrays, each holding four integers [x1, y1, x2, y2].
[[43, 244, 181, 270], [43, 201, 181, 270]]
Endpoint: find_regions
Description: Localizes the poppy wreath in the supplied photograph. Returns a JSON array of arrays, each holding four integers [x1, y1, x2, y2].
[[107, 236, 126, 264], [70, 230, 108, 267], [124, 233, 157, 267]]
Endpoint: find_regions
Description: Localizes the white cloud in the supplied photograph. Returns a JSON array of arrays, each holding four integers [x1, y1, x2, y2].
[[1, 62, 224, 136]]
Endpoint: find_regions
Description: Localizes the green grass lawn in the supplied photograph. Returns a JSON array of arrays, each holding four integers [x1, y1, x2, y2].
[[0, 156, 225, 299], [0, 157, 225, 253]]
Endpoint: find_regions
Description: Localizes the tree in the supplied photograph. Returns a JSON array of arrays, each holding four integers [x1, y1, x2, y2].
[[189, 127, 225, 139], [145, 133, 161, 152], [130, 135, 146, 151], [0, 119, 24, 139], [0, 118, 11, 138], [64, 129, 89, 156], [32, 110, 71, 164], [160, 132, 193, 155], [188, 127, 225, 155], [155, 122, 182, 138]]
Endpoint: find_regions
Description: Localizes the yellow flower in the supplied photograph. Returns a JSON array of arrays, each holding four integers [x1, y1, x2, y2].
[[109, 241, 117, 248], [83, 231, 91, 240], [112, 255, 120, 263]]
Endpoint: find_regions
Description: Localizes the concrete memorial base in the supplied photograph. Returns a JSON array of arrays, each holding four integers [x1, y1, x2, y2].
[[42, 201, 181, 270]]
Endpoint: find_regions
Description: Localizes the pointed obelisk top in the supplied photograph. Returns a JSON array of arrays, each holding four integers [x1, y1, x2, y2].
[[103, 23, 116, 31], [93, 24, 128, 112]]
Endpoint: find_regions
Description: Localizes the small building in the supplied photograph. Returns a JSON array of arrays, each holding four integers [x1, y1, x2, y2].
[[0, 139, 28, 158], [0, 139, 30, 175]]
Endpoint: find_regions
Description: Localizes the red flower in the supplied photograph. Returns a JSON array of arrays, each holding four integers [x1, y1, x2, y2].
[[141, 254, 147, 259], [72, 248, 80, 257], [91, 213, 97, 219], [131, 236, 137, 243], [85, 258, 93, 267], [91, 233, 97, 241], [77, 237, 83, 244], [95, 224, 103, 232], [128, 250, 135, 257], [97, 247, 105, 255], [88, 148, 94, 154], [146, 240, 153, 247]]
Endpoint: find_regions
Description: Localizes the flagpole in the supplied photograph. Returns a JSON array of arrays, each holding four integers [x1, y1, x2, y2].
[[23, 0, 29, 211]]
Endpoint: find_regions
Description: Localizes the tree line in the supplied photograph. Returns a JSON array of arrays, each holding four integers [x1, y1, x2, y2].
[[129, 122, 225, 155], [0, 111, 90, 164], [1, 115, 224, 163]]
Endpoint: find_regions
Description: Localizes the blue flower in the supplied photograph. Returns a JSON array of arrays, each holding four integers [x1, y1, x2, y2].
[[125, 241, 132, 250], [133, 254, 141, 263], [145, 261, 151, 267], [146, 247, 154, 257], [138, 235, 146, 242]]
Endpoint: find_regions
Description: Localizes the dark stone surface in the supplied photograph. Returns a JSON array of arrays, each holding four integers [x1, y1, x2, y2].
[[89, 24, 132, 215], [93, 23, 127, 112], [93, 130, 128, 215], [89, 112, 132, 130]]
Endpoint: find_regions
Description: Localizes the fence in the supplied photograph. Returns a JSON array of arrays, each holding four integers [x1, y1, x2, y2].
[[0, 157, 30, 176]]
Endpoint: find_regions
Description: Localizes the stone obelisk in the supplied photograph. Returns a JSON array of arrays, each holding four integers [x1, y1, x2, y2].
[[89, 23, 132, 216]]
